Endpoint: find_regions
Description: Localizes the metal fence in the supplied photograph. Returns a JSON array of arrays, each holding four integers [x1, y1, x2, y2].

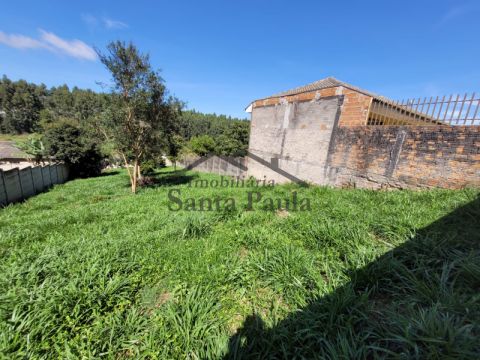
[[368, 93, 480, 126], [0, 164, 69, 207]]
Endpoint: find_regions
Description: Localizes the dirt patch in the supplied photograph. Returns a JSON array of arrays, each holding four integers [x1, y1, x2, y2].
[[155, 291, 173, 307], [276, 209, 290, 218]]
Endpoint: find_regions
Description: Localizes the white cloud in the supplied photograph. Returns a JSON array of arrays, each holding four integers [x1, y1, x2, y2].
[[81, 14, 128, 30], [103, 18, 128, 29], [39, 29, 97, 60], [0, 29, 97, 61], [0, 31, 46, 49]]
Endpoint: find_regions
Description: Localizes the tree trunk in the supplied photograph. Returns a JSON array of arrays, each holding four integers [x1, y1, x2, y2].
[[137, 162, 142, 180], [131, 160, 138, 193]]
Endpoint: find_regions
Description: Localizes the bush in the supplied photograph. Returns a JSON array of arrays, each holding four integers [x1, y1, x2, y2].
[[140, 160, 157, 176], [43, 122, 104, 178], [188, 135, 215, 156]]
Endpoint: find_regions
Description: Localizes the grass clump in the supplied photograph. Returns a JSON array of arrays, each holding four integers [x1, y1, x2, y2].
[[0, 168, 478, 358]]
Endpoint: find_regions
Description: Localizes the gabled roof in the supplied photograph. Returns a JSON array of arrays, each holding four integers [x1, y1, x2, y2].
[[257, 76, 388, 101]]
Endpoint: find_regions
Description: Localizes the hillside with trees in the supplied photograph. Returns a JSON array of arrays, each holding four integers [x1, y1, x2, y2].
[[0, 71, 250, 180]]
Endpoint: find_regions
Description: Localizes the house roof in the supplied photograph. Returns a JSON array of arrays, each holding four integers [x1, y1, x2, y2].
[[256, 76, 389, 102], [0, 141, 27, 160]]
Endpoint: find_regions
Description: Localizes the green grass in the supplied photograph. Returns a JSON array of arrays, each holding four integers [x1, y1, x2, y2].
[[0, 168, 479, 359], [0, 133, 32, 142]]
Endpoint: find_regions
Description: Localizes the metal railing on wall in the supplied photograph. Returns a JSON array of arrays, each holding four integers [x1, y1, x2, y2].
[[368, 93, 480, 126]]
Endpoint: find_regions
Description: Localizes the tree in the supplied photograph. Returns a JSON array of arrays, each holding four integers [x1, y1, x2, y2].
[[188, 135, 216, 156], [0, 79, 42, 133], [97, 41, 179, 193], [215, 122, 249, 156], [167, 134, 185, 170], [43, 122, 103, 178]]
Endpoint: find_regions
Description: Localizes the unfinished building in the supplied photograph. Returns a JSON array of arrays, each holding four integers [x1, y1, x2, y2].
[[245, 77, 480, 188]]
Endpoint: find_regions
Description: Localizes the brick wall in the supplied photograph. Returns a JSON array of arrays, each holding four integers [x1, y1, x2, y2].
[[326, 126, 480, 189], [337, 88, 371, 127], [252, 86, 372, 127]]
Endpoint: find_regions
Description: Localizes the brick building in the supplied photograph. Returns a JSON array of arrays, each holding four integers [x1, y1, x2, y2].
[[245, 77, 480, 189]]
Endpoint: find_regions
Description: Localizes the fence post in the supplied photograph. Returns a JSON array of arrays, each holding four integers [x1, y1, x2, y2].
[[17, 168, 24, 201], [0, 170, 7, 206], [30, 166, 37, 194]]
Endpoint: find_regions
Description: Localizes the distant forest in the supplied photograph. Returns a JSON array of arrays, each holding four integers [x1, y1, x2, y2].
[[0, 75, 250, 155]]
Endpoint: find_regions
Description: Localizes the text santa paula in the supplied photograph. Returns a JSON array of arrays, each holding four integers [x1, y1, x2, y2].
[[167, 176, 311, 211]]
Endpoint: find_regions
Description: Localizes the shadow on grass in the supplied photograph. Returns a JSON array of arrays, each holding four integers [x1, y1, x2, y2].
[[225, 196, 480, 359], [98, 170, 121, 177], [145, 169, 198, 188]]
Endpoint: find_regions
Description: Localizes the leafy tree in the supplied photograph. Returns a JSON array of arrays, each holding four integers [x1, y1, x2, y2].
[[44, 122, 103, 178], [48, 85, 75, 119], [0, 79, 42, 133], [167, 134, 185, 170], [188, 135, 216, 156], [97, 41, 179, 193], [216, 122, 249, 156]]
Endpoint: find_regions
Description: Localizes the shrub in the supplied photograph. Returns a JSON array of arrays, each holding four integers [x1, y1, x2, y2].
[[43, 122, 104, 178]]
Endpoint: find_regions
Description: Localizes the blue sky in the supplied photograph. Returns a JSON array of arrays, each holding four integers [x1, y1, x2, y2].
[[1, 0, 479, 118]]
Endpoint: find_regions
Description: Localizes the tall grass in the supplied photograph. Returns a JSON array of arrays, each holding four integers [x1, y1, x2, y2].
[[0, 169, 478, 358]]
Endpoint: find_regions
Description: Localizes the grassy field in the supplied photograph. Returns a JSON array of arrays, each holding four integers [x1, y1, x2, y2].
[[0, 168, 479, 359]]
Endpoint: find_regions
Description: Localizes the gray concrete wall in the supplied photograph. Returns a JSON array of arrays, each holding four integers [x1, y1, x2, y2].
[[31, 166, 44, 193], [50, 165, 59, 184], [0, 164, 69, 207], [19, 167, 35, 198], [3, 169, 23, 203], [0, 171, 9, 206], [247, 96, 342, 184], [179, 155, 246, 178], [42, 166, 52, 188]]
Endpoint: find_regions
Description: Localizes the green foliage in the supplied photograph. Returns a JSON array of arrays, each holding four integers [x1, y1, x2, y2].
[[97, 41, 181, 192], [0, 75, 111, 134], [0, 169, 478, 358], [188, 134, 216, 156], [0, 74, 250, 160], [16, 135, 46, 164], [0, 76, 43, 133], [179, 110, 250, 156], [43, 122, 103, 177], [140, 159, 157, 176]]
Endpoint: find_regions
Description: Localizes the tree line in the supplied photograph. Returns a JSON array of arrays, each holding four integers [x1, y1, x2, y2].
[[0, 42, 250, 192]]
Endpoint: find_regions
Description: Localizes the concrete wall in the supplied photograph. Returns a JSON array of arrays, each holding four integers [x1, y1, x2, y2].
[[247, 85, 480, 189], [180, 155, 246, 177], [0, 164, 69, 207], [325, 126, 480, 189], [247, 96, 342, 184], [178, 86, 479, 190]]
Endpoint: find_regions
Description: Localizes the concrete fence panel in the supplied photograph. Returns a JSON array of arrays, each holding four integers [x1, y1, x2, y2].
[[0, 171, 7, 206], [31, 166, 44, 193], [64, 165, 69, 181], [179, 155, 248, 179], [42, 166, 52, 188], [1, 164, 69, 207], [3, 169, 23, 203], [19, 167, 35, 198], [50, 165, 59, 184], [60, 165, 68, 182]]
